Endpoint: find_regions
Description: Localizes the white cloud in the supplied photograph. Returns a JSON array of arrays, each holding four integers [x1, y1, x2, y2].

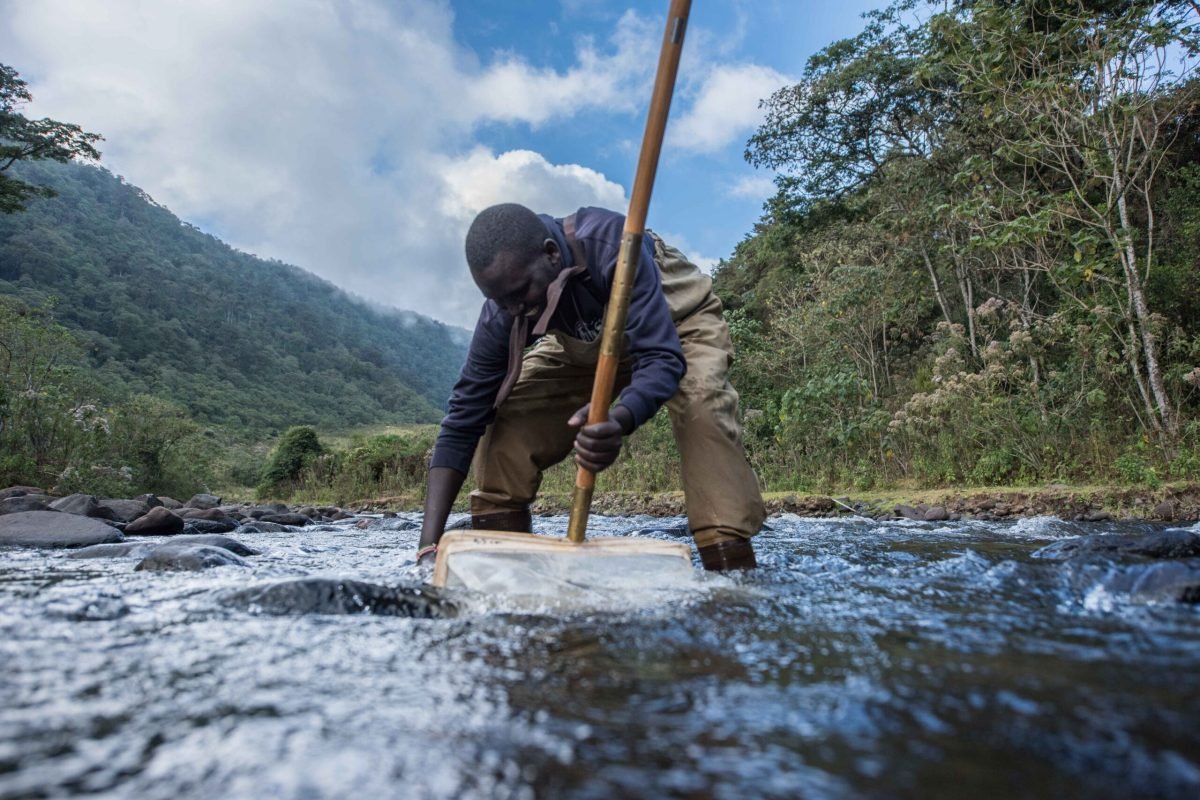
[[670, 63, 792, 154], [438, 148, 627, 221], [0, 0, 788, 325], [729, 174, 777, 199], [465, 11, 657, 127]]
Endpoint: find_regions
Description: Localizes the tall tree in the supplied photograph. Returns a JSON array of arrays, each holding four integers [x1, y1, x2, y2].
[[0, 63, 102, 213]]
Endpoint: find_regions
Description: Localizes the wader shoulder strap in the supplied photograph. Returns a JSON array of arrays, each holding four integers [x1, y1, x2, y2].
[[563, 214, 588, 272]]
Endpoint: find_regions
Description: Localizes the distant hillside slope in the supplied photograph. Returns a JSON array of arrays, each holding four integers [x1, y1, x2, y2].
[[0, 162, 466, 434]]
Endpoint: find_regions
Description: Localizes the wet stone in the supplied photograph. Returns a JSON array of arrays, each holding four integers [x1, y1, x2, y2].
[[258, 512, 312, 527], [135, 544, 249, 572], [238, 521, 290, 533], [67, 542, 159, 559], [44, 592, 131, 621], [1033, 530, 1200, 561], [133, 493, 164, 509], [0, 510, 124, 549], [181, 518, 239, 534], [627, 525, 690, 538], [169, 534, 261, 556], [0, 494, 55, 515], [124, 506, 185, 536], [68, 534, 259, 559], [351, 517, 418, 532], [222, 578, 456, 618], [1100, 562, 1200, 604], [49, 494, 117, 520], [98, 498, 151, 523], [0, 485, 44, 501], [186, 493, 222, 509]]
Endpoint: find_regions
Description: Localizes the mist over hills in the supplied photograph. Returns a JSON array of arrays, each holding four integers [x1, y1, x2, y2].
[[0, 161, 467, 435]]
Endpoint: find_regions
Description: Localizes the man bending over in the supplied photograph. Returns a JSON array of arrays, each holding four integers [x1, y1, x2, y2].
[[417, 203, 764, 571]]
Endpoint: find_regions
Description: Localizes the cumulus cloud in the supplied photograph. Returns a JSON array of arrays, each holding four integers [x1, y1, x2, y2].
[[670, 63, 792, 154], [438, 148, 627, 221], [0, 0, 787, 325]]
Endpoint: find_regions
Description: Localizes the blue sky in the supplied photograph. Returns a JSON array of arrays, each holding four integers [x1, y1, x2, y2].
[[1, 0, 880, 327]]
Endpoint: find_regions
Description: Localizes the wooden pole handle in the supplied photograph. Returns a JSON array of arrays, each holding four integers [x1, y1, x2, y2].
[[567, 0, 692, 543]]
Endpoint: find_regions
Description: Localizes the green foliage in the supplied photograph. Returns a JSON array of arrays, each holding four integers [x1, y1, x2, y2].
[[0, 296, 217, 496], [0, 160, 466, 436], [0, 63, 102, 213], [712, 0, 1200, 491], [0, 295, 96, 487], [257, 426, 325, 498], [106, 394, 215, 499]]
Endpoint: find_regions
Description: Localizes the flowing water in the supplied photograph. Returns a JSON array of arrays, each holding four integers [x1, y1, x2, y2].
[[2, 514, 1198, 799]]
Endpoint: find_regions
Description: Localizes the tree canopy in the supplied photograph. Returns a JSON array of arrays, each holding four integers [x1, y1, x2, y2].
[[0, 63, 102, 213]]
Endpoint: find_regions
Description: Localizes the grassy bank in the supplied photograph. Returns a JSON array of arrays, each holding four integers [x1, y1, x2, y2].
[[248, 422, 1200, 523]]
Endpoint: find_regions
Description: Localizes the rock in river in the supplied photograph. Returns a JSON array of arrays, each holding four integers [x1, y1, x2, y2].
[[257, 512, 312, 527], [223, 578, 455, 618], [0, 510, 124, 548], [69, 534, 260, 559], [1100, 562, 1200, 604], [186, 493, 222, 510], [181, 518, 239, 534], [0, 494, 55, 515], [135, 543, 249, 572], [124, 506, 185, 536], [98, 498, 151, 523], [49, 493, 117, 520], [1033, 530, 1200, 561]]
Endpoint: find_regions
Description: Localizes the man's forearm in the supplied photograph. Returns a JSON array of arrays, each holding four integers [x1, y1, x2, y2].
[[419, 466, 467, 548]]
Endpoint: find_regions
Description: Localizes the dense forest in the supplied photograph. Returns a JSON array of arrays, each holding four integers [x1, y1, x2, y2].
[[713, 0, 1200, 489], [0, 161, 465, 434], [0, 155, 466, 497]]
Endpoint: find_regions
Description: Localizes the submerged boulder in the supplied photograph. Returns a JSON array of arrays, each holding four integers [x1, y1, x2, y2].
[[67, 541, 159, 559], [69, 534, 259, 559], [258, 512, 312, 527], [0, 511, 123, 548], [1033, 530, 1200, 561], [222, 578, 455, 618], [1099, 562, 1200, 604], [238, 521, 290, 533], [181, 518, 239, 534], [135, 543, 249, 572]]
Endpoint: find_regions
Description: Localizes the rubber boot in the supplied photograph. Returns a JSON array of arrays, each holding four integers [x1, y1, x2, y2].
[[471, 508, 533, 533], [694, 528, 757, 571]]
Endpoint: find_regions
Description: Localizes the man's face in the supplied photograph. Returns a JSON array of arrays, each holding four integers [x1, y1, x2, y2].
[[474, 239, 562, 319]]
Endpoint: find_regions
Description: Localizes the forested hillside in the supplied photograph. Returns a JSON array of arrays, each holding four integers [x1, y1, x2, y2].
[[714, 0, 1200, 489], [0, 161, 465, 434]]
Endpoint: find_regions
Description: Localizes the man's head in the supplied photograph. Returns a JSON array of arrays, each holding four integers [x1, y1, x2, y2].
[[465, 203, 562, 318]]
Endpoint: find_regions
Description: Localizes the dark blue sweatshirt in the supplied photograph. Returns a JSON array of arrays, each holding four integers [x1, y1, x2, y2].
[[430, 206, 687, 475]]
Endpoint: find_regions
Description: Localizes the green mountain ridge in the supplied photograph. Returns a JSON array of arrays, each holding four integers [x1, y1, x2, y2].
[[0, 161, 466, 435]]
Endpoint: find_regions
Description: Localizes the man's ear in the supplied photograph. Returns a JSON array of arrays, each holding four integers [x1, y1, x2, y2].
[[543, 238, 560, 264]]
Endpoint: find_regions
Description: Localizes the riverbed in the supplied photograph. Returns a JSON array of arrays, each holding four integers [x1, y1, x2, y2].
[[2, 514, 1198, 799]]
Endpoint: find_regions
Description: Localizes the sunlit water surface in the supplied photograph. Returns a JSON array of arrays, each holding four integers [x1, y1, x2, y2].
[[2, 514, 1198, 799]]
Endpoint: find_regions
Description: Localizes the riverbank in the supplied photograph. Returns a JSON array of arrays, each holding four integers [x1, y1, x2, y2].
[[350, 483, 1200, 523]]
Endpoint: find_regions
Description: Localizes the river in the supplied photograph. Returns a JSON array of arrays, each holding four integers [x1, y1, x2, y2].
[[1, 513, 1198, 799]]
